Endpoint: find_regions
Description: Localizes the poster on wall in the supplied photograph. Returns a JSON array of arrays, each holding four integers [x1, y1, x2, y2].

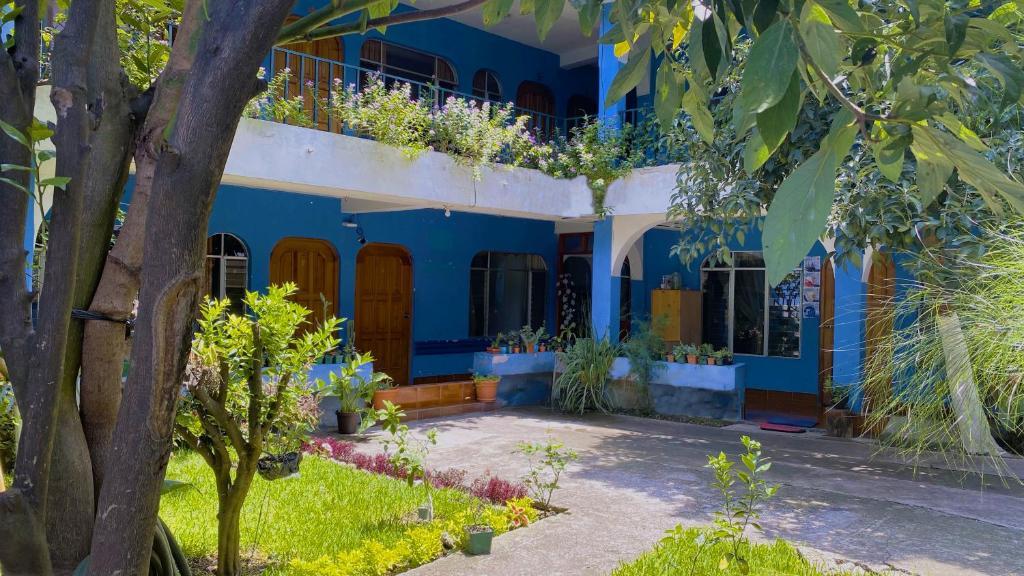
[[801, 256, 822, 318]]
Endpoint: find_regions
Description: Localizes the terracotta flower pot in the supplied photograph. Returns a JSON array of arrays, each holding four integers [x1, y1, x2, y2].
[[474, 377, 499, 403], [687, 355, 698, 364], [538, 344, 547, 352], [665, 354, 675, 362], [525, 343, 536, 353], [372, 388, 399, 410], [487, 347, 500, 354], [512, 346, 521, 354], [706, 357, 716, 365]]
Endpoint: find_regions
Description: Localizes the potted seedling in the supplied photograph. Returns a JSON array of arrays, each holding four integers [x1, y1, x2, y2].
[[699, 343, 716, 365], [473, 373, 500, 403], [488, 332, 503, 354], [538, 337, 548, 353], [371, 372, 398, 410], [377, 403, 439, 521], [498, 333, 510, 354], [664, 346, 675, 362], [324, 352, 370, 434], [520, 325, 547, 354], [717, 348, 734, 366], [465, 504, 495, 555], [676, 344, 699, 364]]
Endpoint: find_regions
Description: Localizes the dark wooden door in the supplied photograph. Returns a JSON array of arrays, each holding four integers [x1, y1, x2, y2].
[[818, 257, 835, 423], [516, 81, 555, 137], [273, 15, 345, 131], [269, 237, 339, 333], [355, 244, 413, 386], [864, 252, 896, 412]]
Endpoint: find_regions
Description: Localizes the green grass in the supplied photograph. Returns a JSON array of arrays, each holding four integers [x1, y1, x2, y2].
[[613, 528, 850, 576], [161, 451, 482, 574]]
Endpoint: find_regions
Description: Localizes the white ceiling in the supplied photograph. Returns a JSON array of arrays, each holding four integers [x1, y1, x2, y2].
[[404, 0, 599, 67]]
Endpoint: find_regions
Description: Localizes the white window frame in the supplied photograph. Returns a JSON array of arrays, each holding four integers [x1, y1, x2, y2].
[[206, 233, 249, 302], [700, 251, 802, 359]]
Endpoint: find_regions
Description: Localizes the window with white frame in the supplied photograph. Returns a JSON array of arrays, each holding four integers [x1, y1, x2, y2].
[[205, 233, 248, 315], [469, 252, 547, 337], [700, 252, 802, 357]]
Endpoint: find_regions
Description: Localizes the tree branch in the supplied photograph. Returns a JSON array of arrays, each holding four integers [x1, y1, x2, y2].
[[246, 323, 264, 451], [300, 0, 491, 42], [192, 386, 247, 455], [275, 0, 387, 45], [175, 425, 216, 470]]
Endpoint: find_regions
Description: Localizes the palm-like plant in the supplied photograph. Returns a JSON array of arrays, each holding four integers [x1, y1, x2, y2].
[[553, 336, 620, 414]]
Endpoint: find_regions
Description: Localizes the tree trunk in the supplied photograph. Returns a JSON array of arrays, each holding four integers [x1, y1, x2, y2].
[[85, 3, 295, 574], [936, 312, 1005, 456], [216, 490, 245, 576]]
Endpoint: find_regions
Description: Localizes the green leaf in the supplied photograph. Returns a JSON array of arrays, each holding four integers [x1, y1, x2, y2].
[[482, 0, 515, 26], [935, 113, 987, 152], [910, 138, 954, 207], [701, 13, 727, 80], [534, 0, 566, 41], [688, 19, 712, 83], [0, 119, 30, 149], [812, 0, 864, 32], [912, 125, 1024, 213], [976, 52, 1024, 108], [872, 139, 905, 183], [161, 479, 191, 495], [0, 176, 30, 195], [519, 0, 535, 15], [682, 80, 714, 144], [800, 2, 842, 79], [751, 0, 779, 34], [655, 59, 682, 131], [743, 129, 770, 173], [738, 20, 798, 116], [39, 176, 71, 190], [0, 164, 32, 172], [763, 109, 856, 286], [573, 0, 601, 36], [944, 14, 968, 56], [755, 71, 801, 153], [604, 39, 651, 107]]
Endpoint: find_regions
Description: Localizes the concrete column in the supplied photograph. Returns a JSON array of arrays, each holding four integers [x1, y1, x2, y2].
[[598, 3, 625, 127], [832, 254, 866, 412], [591, 217, 621, 341]]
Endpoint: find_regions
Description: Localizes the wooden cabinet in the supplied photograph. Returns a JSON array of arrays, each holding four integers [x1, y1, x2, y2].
[[651, 289, 702, 345]]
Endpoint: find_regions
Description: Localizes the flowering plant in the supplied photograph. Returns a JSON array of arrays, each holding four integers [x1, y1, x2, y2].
[[243, 68, 312, 128]]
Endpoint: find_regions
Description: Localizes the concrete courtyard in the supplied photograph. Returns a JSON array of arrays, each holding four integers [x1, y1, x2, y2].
[[358, 408, 1024, 576]]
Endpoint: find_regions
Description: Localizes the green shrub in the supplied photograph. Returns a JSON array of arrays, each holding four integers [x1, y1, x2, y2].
[[554, 336, 619, 414]]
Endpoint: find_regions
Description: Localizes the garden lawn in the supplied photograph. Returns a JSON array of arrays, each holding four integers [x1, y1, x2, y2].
[[613, 528, 852, 576], [161, 451, 485, 575]]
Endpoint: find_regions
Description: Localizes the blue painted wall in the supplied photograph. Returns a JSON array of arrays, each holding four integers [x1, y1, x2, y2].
[[278, 1, 598, 119], [207, 184, 558, 380], [638, 225, 827, 396]]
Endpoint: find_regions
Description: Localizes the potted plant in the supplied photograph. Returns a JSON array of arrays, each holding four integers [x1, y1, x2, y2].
[[538, 337, 548, 353], [473, 373, 500, 403], [823, 378, 852, 437], [676, 344, 699, 364], [520, 325, 547, 354], [699, 343, 716, 365], [488, 332, 503, 354], [716, 348, 734, 366], [371, 372, 398, 410], [498, 333, 510, 354], [465, 505, 494, 555], [323, 352, 389, 434]]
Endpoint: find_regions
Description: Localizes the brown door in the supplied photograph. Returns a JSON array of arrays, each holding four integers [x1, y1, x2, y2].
[[355, 244, 413, 386], [818, 257, 835, 423], [272, 15, 345, 131], [863, 252, 896, 412], [269, 238, 339, 333], [516, 81, 555, 137]]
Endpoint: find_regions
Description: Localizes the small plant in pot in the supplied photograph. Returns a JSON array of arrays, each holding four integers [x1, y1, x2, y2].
[[699, 343, 717, 365], [377, 402, 439, 521], [488, 332, 504, 354], [473, 373, 501, 403], [677, 343, 699, 364], [823, 378, 852, 437], [371, 372, 398, 410], [716, 348, 734, 366], [322, 352, 387, 435], [520, 325, 547, 354], [465, 504, 495, 555]]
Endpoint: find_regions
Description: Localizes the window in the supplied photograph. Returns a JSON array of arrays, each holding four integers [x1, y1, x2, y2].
[[470, 252, 547, 337], [701, 252, 801, 357], [205, 233, 248, 315], [360, 39, 457, 92], [472, 69, 502, 101]]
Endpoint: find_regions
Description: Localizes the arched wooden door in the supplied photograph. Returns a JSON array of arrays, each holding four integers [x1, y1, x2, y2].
[[516, 81, 555, 137], [818, 257, 836, 423], [269, 238, 339, 333], [863, 252, 896, 412], [355, 244, 413, 386], [273, 15, 345, 131]]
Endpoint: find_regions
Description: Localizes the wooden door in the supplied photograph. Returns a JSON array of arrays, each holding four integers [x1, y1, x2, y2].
[[818, 257, 836, 422], [272, 15, 345, 131], [355, 244, 413, 386], [863, 252, 896, 412], [516, 81, 555, 137], [269, 238, 339, 333]]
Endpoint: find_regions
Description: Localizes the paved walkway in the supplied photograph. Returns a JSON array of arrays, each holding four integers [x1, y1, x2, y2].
[[355, 408, 1024, 576]]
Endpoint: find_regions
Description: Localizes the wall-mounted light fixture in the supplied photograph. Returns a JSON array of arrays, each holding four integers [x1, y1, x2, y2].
[[341, 215, 358, 228]]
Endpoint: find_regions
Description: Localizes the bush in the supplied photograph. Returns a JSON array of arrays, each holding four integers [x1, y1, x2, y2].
[[470, 475, 528, 503]]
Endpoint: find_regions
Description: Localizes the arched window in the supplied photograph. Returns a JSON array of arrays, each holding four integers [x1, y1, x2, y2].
[[360, 39, 457, 92], [515, 81, 555, 136], [472, 69, 502, 102], [700, 252, 802, 357], [469, 252, 547, 337], [272, 15, 345, 131], [205, 233, 249, 314]]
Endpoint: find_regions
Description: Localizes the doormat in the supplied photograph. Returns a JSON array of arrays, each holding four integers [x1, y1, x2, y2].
[[767, 416, 818, 428], [759, 422, 806, 433]]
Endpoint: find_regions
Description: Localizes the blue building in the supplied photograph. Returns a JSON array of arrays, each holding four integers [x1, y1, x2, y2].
[[30, 2, 892, 427]]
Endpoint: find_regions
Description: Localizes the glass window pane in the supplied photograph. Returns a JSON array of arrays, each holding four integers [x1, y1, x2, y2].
[[733, 252, 766, 267], [529, 270, 546, 329], [471, 252, 488, 268], [223, 235, 246, 257], [734, 269, 766, 354], [207, 234, 222, 256], [768, 269, 802, 357], [206, 257, 222, 300], [469, 268, 486, 336], [701, 270, 730, 350], [224, 259, 247, 315]]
